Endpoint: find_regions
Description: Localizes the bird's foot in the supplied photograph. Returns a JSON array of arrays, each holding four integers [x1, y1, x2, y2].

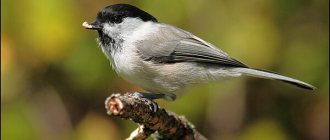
[[131, 92, 164, 112]]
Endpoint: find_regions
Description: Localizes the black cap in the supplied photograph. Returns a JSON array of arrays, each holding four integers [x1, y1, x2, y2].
[[83, 4, 158, 30], [97, 4, 157, 24]]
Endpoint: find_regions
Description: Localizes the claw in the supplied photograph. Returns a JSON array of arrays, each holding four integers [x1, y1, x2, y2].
[[132, 92, 159, 112]]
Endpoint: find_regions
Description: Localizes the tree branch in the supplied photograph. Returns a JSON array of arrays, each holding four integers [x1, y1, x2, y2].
[[105, 93, 207, 140]]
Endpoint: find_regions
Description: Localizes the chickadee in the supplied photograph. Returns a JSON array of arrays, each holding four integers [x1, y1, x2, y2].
[[83, 4, 315, 101]]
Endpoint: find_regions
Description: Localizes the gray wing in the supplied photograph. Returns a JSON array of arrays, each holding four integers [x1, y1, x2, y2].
[[136, 24, 248, 68]]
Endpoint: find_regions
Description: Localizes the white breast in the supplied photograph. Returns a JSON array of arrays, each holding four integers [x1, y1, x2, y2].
[[107, 21, 160, 88]]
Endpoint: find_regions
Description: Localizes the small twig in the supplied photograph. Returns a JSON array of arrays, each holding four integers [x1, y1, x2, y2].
[[105, 93, 207, 140]]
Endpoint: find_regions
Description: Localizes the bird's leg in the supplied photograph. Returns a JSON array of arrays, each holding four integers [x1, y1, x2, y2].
[[132, 92, 166, 100]]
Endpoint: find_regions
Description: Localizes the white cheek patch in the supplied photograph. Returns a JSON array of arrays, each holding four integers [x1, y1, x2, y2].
[[101, 18, 160, 43], [103, 23, 122, 40], [103, 23, 112, 35]]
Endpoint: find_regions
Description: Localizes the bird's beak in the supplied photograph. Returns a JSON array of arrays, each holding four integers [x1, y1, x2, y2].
[[82, 21, 102, 30]]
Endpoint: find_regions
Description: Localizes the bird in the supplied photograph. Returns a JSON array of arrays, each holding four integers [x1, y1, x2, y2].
[[82, 4, 315, 101]]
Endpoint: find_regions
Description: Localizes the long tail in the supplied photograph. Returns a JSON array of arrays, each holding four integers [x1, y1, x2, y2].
[[232, 68, 316, 90]]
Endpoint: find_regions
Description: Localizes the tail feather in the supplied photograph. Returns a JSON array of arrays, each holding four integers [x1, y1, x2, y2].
[[232, 68, 316, 90]]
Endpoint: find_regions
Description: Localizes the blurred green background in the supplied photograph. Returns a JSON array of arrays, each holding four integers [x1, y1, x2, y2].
[[1, 0, 328, 140]]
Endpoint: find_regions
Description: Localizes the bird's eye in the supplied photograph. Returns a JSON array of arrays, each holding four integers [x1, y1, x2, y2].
[[110, 15, 123, 24]]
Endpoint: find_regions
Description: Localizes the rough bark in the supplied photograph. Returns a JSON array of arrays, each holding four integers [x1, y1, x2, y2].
[[105, 93, 207, 140]]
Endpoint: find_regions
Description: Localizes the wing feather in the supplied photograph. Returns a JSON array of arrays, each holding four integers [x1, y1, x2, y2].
[[136, 24, 248, 68]]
